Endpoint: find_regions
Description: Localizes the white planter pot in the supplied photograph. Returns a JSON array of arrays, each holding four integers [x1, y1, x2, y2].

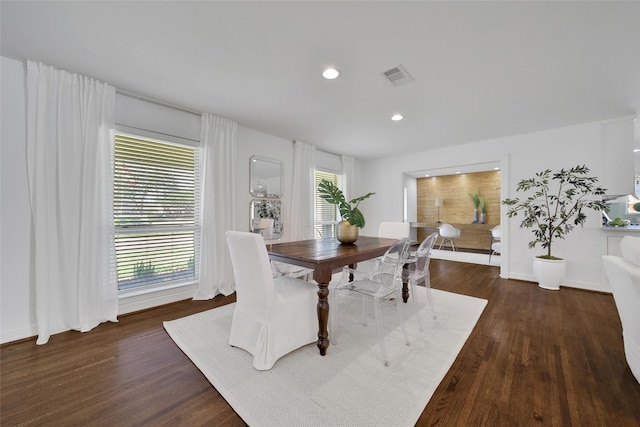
[[533, 257, 566, 290]]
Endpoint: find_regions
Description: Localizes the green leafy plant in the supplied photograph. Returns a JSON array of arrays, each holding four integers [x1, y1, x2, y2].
[[479, 197, 487, 214], [318, 180, 375, 228], [469, 190, 481, 209], [133, 260, 156, 279], [502, 165, 606, 259]]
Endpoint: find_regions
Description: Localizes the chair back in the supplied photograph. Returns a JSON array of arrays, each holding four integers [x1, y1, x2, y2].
[[375, 238, 411, 293], [225, 231, 275, 314], [491, 224, 502, 239], [413, 232, 438, 276], [438, 223, 460, 238], [378, 221, 410, 239]]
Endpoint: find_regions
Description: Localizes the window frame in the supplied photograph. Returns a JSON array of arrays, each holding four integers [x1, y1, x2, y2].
[[113, 131, 201, 295]]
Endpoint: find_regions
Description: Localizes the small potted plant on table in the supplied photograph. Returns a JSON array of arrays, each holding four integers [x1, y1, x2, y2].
[[318, 180, 375, 243]]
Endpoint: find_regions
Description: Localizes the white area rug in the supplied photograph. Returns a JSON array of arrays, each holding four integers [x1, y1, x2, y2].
[[164, 289, 487, 426], [431, 248, 501, 266]]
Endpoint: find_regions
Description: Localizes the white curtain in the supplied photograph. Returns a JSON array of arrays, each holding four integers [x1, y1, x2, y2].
[[341, 155, 355, 201], [26, 61, 117, 345], [195, 113, 238, 299], [289, 141, 316, 241]]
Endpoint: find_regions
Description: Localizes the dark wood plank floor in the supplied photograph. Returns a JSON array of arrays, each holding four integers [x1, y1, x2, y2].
[[2, 260, 640, 426]]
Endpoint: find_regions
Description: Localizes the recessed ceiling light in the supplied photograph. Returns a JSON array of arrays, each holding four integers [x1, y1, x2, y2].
[[494, 167, 500, 170], [425, 174, 430, 177], [322, 68, 339, 79], [391, 114, 404, 121], [634, 149, 640, 153]]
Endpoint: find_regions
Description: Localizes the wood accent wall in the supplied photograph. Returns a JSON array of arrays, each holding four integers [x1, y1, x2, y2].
[[417, 170, 501, 250]]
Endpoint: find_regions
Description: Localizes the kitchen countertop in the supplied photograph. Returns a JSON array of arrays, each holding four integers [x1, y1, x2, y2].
[[601, 225, 640, 231]]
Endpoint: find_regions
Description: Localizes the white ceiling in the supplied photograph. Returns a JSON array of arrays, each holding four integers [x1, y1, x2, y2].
[[2, 1, 639, 160]]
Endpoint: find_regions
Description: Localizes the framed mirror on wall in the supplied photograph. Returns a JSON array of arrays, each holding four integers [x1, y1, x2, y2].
[[250, 155, 283, 198], [250, 199, 283, 240]]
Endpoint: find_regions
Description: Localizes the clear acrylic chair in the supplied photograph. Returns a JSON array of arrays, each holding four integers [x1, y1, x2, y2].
[[331, 238, 411, 366], [271, 261, 314, 281], [403, 232, 438, 331], [270, 226, 316, 280]]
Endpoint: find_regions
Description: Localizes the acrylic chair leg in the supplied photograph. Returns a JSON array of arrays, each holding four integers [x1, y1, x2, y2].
[[373, 300, 389, 366], [395, 297, 410, 347], [410, 280, 424, 331], [361, 295, 368, 326], [425, 281, 437, 319]]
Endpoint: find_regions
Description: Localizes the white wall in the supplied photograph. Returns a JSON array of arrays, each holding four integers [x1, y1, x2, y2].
[[236, 127, 295, 240], [360, 118, 636, 292]]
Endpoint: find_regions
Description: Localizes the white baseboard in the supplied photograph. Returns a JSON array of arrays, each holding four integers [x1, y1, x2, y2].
[[1, 325, 37, 345], [507, 272, 610, 293], [1, 284, 200, 345]]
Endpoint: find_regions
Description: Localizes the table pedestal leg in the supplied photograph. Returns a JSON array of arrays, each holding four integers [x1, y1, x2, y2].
[[317, 281, 329, 355], [314, 269, 332, 356]]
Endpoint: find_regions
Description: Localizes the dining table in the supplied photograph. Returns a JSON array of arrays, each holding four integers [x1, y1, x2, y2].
[[267, 235, 400, 356]]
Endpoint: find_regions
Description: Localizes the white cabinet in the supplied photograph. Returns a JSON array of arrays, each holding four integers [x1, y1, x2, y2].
[[601, 226, 640, 292], [603, 226, 640, 256], [607, 235, 625, 257]]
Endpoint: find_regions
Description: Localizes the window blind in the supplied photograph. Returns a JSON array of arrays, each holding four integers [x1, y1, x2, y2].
[[314, 171, 339, 238], [114, 134, 200, 290]]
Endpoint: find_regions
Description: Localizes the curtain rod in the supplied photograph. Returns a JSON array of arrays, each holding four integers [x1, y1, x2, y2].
[[115, 89, 202, 117]]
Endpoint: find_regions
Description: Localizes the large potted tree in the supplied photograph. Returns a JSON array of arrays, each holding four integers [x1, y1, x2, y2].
[[502, 165, 606, 290], [318, 180, 375, 243]]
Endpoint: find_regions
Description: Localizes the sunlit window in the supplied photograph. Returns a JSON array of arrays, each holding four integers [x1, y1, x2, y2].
[[113, 134, 200, 291]]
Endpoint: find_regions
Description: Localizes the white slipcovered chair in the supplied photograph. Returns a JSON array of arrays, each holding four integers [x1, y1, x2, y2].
[[378, 221, 410, 239], [357, 221, 410, 272], [602, 235, 640, 383], [437, 223, 461, 251], [225, 231, 317, 370]]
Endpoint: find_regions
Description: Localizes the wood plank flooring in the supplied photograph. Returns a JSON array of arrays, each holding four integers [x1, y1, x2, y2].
[[2, 260, 640, 426]]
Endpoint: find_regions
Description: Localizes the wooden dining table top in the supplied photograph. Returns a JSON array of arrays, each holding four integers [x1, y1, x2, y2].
[[267, 235, 398, 273]]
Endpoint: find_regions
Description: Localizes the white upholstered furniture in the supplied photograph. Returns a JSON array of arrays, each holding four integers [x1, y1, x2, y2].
[[602, 235, 640, 383], [225, 231, 317, 370], [357, 221, 410, 272], [377, 221, 410, 239]]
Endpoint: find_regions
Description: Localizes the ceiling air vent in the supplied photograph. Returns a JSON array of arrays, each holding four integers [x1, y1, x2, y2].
[[381, 64, 414, 87]]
